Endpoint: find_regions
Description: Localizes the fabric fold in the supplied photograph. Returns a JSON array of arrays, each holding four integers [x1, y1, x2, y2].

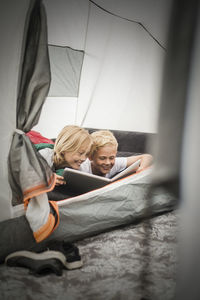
[[8, 0, 59, 242]]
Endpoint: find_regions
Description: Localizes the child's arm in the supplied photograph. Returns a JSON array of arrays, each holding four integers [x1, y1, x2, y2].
[[126, 154, 153, 171]]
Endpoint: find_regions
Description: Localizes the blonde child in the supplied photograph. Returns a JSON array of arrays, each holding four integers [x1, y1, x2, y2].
[[80, 130, 153, 177], [39, 125, 93, 185]]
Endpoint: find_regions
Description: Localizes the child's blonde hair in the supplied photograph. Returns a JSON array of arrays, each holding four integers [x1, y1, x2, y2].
[[89, 130, 118, 158], [54, 125, 92, 168]]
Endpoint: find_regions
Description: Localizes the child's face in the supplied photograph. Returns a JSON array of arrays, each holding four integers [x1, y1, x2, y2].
[[63, 144, 90, 170], [91, 144, 117, 176]]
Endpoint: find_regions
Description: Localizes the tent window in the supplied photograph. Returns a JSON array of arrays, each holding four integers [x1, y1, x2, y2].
[[48, 45, 84, 97]]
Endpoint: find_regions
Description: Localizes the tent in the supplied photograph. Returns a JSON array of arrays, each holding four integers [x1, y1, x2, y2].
[[0, 0, 172, 244], [34, 0, 170, 138], [0, 0, 200, 298]]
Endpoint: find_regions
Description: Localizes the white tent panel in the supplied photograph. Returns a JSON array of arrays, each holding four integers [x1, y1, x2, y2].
[[95, 0, 172, 48], [0, 0, 30, 221], [76, 4, 164, 132], [34, 0, 172, 135], [33, 97, 77, 138], [43, 0, 89, 49]]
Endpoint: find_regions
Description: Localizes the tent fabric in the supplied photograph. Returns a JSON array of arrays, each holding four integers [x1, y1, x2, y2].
[[76, 2, 165, 132], [48, 45, 84, 97], [178, 20, 200, 298], [56, 168, 175, 242], [8, 0, 59, 242], [150, 0, 199, 195], [148, 0, 200, 297], [33, 0, 172, 138], [8, 134, 54, 206], [16, 0, 51, 132], [0, 0, 30, 222], [0, 167, 176, 262]]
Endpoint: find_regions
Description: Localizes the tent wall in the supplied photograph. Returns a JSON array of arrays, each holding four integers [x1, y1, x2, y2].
[[33, 0, 172, 138], [44, 0, 89, 49], [93, 0, 171, 49], [0, 0, 30, 221], [76, 3, 164, 132], [177, 3, 200, 296]]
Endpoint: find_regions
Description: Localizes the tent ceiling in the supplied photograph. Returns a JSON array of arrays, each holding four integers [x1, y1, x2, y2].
[[43, 0, 89, 49], [44, 0, 172, 49], [34, 0, 173, 136], [92, 0, 172, 48]]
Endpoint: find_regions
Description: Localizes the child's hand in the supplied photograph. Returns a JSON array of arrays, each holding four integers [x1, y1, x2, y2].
[[137, 154, 153, 171], [55, 174, 66, 186]]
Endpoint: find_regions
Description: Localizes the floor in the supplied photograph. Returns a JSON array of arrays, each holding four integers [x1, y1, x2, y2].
[[0, 210, 178, 300]]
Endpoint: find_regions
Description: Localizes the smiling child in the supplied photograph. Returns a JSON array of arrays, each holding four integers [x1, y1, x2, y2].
[[80, 130, 153, 178]]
